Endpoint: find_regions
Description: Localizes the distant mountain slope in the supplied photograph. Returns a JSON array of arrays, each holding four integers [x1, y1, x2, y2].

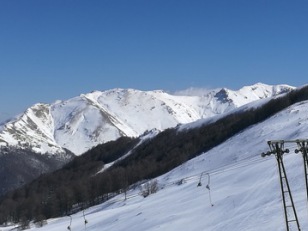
[[0, 146, 74, 196], [0, 83, 294, 155]]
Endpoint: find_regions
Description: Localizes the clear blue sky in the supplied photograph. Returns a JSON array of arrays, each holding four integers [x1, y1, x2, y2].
[[0, 0, 307, 122]]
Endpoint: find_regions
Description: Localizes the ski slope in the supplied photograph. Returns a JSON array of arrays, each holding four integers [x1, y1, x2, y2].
[[3, 100, 308, 231]]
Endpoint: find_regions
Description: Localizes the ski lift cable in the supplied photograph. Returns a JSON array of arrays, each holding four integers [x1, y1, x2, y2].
[[162, 155, 268, 189], [210, 158, 269, 176], [189, 155, 264, 183], [204, 156, 269, 177]]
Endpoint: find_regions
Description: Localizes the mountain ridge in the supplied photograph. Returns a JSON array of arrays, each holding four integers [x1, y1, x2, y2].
[[0, 83, 295, 155]]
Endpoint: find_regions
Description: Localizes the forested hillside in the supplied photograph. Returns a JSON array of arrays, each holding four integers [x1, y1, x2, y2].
[[1, 85, 308, 227], [0, 147, 74, 196]]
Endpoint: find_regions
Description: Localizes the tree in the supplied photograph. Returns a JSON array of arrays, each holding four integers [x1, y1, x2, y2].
[[140, 180, 159, 198]]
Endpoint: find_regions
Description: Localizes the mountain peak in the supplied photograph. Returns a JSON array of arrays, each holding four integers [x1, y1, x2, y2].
[[0, 83, 295, 155], [214, 88, 232, 103]]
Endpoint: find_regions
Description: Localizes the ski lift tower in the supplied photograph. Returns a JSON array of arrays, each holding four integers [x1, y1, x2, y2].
[[262, 140, 301, 231]]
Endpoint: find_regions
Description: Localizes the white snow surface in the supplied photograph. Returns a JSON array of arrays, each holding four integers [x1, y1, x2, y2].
[[0, 83, 294, 155], [3, 98, 308, 230]]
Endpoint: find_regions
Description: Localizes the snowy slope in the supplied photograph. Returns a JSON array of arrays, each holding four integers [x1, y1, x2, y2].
[[0, 104, 66, 154], [5, 97, 308, 231], [0, 83, 294, 155]]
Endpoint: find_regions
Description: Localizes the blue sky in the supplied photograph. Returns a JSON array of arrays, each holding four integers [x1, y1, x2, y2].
[[0, 0, 307, 122]]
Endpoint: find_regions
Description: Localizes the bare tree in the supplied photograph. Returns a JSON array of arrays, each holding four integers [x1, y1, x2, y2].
[[140, 180, 158, 198]]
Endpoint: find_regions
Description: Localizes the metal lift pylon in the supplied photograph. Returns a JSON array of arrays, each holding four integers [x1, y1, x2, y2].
[[296, 140, 308, 211], [262, 140, 301, 231]]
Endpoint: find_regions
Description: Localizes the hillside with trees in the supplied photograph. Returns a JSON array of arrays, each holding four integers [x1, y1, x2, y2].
[[0, 147, 74, 196], [0, 85, 308, 228]]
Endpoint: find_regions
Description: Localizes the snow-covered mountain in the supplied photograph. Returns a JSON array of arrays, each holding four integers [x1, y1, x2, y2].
[[3, 86, 308, 231], [0, 83, 294, 155]]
